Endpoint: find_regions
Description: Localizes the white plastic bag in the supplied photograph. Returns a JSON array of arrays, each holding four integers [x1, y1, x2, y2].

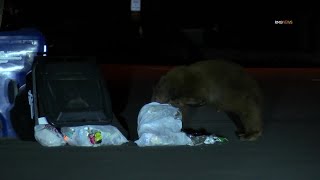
[[61, 125, 129, 147], [135, 102, 193, 146], [137, 132, 193, 146], [34, 124, 66, 147]]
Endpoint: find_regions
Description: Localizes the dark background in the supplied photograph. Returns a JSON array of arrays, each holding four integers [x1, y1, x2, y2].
[[1, 2, 320, 180], [2, 0, 320, 67]]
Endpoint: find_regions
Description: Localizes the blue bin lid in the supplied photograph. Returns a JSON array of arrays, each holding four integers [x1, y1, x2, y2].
[[0, 28, 46, 72]]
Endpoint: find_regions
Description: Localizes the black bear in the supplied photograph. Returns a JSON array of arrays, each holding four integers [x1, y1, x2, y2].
[[152, 59, 263, 141]]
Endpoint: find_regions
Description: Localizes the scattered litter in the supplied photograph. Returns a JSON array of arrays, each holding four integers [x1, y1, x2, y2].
[[188, 134, 229, 146], [34, 123, 128, 147], [61, 125, 128, 147]]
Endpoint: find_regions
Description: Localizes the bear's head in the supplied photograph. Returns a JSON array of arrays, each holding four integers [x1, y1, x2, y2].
[[151, 66, 206, 107]]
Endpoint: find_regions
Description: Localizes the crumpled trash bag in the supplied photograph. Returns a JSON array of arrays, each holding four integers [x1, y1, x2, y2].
[[34, 124, 67, 147], [135, 102, 193, 146], [61, 125, 129, 147], [34, 120, 128, 147]]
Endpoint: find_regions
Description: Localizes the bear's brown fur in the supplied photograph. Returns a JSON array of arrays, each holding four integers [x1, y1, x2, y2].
[[151, 59, 263, 141]]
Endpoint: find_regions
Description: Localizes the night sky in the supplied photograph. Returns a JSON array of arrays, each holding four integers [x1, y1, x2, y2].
[[2, 1, 318, 66]]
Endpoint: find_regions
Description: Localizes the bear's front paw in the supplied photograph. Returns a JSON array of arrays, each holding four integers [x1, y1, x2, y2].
[[238, 131, 262, 141]]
